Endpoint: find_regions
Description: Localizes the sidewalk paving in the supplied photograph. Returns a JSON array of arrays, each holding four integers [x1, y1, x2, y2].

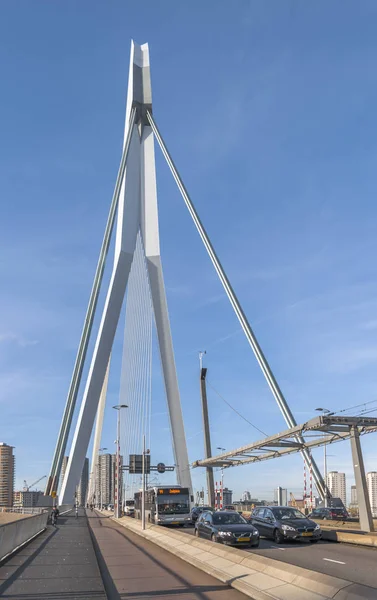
[[88, 509, 248, 599], [0, 508, 106, 600]]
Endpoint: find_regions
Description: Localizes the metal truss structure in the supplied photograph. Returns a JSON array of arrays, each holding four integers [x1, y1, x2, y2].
[[193, 416, 377, 468], [194, 415, 377, 532]]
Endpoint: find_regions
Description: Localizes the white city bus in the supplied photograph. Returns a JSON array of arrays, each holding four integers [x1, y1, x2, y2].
[[135, 486, 192, 526]]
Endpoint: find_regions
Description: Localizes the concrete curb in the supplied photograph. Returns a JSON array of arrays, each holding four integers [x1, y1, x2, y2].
[[321, 530, 377, 547], [111, 517, 376, 600]]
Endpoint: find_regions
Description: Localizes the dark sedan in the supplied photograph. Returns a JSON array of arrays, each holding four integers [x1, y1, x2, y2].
[[195, 510, 259, 547], [190, 506, 213, 523], [251, 506, 321, 544], [308, 507, 348, 520]]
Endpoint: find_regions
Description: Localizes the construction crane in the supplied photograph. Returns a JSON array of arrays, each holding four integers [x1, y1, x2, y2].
[[290, 492, 297, 507], [23, 475, 47, 492]]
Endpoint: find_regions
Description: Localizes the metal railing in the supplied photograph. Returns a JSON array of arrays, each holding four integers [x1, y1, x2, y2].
[[1, 507, 47, 515]]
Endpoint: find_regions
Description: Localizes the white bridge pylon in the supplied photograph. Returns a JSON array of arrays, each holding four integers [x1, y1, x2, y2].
[[60, 42, 192, 504]]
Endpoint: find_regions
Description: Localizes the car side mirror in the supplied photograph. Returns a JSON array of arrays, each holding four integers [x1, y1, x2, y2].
[[205, 520, 211, 525]]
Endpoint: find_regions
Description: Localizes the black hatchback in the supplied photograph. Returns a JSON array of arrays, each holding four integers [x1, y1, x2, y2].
[[195, 510, 259, 547], [251, 506, 321, 544]]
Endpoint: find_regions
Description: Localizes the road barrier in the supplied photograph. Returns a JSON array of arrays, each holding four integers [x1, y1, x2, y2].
[[112, 517, 376, 600], [0, 511, 48, 562]]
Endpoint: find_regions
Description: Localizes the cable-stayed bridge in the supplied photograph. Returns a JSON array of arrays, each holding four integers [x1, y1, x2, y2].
[[2, 41, 377, 600]]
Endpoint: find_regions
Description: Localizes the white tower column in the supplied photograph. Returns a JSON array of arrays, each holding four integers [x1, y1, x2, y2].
[[60, 42, 192, 504]]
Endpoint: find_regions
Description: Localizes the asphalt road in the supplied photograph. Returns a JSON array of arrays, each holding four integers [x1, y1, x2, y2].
[[88, 510, 249, 600], [184, 526, 377, 588]]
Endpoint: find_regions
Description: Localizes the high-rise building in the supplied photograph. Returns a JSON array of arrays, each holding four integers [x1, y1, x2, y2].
[[274, 487, 288, 506], [351, 485, 357, 505], [0, 443, 15, 507], [242, 491, 252, 502], [367, 472, 377, 518], [60, 456, 90, 505], [95, 453, 123, 506], [327, 471, 346, 506]]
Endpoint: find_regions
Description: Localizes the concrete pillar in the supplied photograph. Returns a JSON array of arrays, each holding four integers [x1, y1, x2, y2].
[[350, 426, 374, 532]]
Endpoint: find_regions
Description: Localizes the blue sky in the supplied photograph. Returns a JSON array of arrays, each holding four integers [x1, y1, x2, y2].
[[1, 1, 377, 502]]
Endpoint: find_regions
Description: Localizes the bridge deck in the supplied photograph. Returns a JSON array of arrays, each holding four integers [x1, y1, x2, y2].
[[0, 508, 248, 599], [0, 508, 107, 599]]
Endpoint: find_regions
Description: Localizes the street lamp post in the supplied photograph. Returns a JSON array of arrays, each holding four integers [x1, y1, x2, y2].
[[113, 405, 128, 519], [217, 447, 226, 509], [98, 447, 107, 509], [315, 408, 331, 507]]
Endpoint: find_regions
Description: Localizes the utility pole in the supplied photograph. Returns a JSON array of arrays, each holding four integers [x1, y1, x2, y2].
[[113, 405, 128, 519], [315, 408, 331, 506], [142, 435, 147, 530], [217, 446, 226, 509], [199, 352, 215, 507]]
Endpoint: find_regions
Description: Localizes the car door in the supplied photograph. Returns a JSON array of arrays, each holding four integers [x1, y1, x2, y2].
[[197, 513, 206, 537], [252, 508, 267, 535], [263, 509, 276, 539], [202, 512, 213, 539]]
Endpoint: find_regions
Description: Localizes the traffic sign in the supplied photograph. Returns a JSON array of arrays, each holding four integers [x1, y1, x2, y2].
[[157, 462, 166, 474]]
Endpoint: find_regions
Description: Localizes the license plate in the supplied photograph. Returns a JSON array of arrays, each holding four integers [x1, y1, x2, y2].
[[171, 521, 179, 525], [301, 532, 313, 537], [237, 537, 250, 542]]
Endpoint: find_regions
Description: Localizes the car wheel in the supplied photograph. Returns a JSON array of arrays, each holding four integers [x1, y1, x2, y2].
[[310, 540, 318, 544], [273, 529, 284, 544], [195, 528, 199, 537], [211, 533, 217, 543]]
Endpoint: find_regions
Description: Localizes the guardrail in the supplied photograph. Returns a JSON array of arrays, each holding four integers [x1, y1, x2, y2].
[[1, 507, 46, 515], [0, 511, 49, 562]]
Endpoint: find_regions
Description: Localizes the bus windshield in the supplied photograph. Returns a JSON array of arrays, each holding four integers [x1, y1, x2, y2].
[[157, 495, 190, 514]]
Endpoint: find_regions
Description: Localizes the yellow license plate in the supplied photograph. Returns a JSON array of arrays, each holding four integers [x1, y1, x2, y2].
[[301, 532, 313, 537], [171, 521, 179, 525], [238, 537, 250, 542]]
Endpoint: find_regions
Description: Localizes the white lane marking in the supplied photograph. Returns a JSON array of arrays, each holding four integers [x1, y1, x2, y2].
[[323, 558, 346, 565], [271, 545, 285, 551]]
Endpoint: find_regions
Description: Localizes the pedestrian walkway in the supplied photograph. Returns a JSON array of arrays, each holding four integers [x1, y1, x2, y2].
[[0, 508, 106, 600], [88, 509, 248, 599]]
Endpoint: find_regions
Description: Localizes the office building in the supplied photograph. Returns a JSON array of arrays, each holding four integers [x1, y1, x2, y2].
[[274, 487, 288, 506], [367, 472, 377, 518], [242, 491, 252, 502], [0, 443, 15, 507], [327, 471, 346, 506], [351, 485, 357, 505], [13, 490, 43, 508], [223, 488, 233, 506], [215, 487, 233, 506], [95, 453, 123, 506], [60, 456, 90, 505]]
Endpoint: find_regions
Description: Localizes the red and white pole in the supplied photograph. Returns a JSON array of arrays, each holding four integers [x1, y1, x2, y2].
[[309, 456, 313, 510]]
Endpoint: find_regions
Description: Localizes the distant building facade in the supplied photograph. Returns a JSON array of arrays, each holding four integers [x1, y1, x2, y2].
[[367, 472, 377, 518], [351, 485, 357, 505], [0, 443, 15, 507], [13, 490, 43, 508], [327, 471, 346, 506], [274, 487, 288, 506], [94, 453, 123, 506], [242, 491, 252, 502]]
